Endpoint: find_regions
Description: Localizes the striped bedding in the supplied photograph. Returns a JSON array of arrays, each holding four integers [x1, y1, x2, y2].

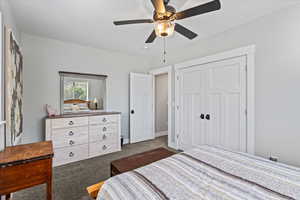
[[97, 145, 300, 200]]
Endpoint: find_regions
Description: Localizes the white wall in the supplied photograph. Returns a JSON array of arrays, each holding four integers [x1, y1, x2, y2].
[[21, 33, 151, 144], [0, 0, 20, 41], [152, 5, 300, 167], [155, 73, 168, 134]]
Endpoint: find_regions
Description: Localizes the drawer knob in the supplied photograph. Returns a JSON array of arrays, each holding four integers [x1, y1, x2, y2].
[[103, 127, 107, 132], [69, 140, 75, 145], [102, 118, 107, 122], [102, 145, 107, 150], [69, 121, 74, 125], [69, 131, 74, 136], [69, 152, 74, 157], [102, 134, 107, 140]]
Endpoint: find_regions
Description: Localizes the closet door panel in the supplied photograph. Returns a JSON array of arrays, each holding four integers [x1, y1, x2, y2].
[[206, 93, 222, 147], [193, 94, 207, 146], [180, 94, 194, 150], [224, 93, 242, 150], [206, 57, 247, 152], [179, 68, 207, 150]]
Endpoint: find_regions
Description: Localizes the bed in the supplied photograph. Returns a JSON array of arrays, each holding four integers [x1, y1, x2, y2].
[[97, 145, 300, 200]]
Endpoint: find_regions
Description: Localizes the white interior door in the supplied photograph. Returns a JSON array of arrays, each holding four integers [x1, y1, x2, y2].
[[130, 73, 154, 143], [206, 57, 247, 152], [178, 67, 207, 150], [178, 56, 247, 152]]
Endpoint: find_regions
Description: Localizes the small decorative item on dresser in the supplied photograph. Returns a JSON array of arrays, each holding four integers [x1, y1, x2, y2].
[[45, 104, 58, 117]]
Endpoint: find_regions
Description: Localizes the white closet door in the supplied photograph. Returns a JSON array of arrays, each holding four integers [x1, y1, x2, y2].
[[178, 56, 247, 152], [178, 67, 207, 150], [206, 57, 247, 152], [130, 73, 154, 143]]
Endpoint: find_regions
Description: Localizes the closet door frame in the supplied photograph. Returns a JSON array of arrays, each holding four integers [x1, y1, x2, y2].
[[175, 45, 255, 154]]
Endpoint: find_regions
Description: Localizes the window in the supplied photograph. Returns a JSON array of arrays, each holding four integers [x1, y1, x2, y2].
[[64, 79, 89, 101]]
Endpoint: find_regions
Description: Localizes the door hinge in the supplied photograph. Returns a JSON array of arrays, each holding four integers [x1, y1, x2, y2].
[[176, 105, 179, 110], [176, 76, 179, 81], [245, 109, 247, 115]]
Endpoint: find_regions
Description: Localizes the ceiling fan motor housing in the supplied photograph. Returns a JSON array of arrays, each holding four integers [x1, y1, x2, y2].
[[153, 5, 176, 21]]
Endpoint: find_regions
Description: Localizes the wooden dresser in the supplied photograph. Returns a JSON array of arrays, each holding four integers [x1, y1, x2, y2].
[[46, 112, 121, 166], [0, 141, 54, 200]]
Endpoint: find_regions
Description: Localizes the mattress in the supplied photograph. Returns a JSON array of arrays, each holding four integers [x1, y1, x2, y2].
[[97, 145, 300, 200]]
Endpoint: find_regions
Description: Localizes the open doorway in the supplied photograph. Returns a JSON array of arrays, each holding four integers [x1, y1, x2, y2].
[[154, 73, 168, 139], [149, 66, 175, 149]]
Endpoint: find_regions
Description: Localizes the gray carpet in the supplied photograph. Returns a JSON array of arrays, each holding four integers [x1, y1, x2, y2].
[[13, 136, 171, 200]]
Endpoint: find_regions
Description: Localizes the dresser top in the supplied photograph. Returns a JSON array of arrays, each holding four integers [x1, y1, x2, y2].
[[46, 111, 121, 119], [0, 141, 54, 167]]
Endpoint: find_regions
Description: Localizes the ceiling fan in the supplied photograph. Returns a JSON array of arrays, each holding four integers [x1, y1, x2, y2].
[[113, 0, 221, 43]]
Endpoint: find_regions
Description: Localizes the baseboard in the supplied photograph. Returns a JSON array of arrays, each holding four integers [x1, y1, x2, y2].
[[155, 131, 168, 138], [123, 138, 130, 145]]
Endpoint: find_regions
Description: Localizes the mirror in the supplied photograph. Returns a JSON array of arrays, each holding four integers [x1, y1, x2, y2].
[[59, 71, 107, 114]]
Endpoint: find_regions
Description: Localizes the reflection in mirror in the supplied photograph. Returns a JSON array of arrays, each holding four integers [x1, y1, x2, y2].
[[59, 71, 107, 114]]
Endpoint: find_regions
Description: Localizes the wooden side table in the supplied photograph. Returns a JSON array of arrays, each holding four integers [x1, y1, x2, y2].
[[0, 141, 54, 200]]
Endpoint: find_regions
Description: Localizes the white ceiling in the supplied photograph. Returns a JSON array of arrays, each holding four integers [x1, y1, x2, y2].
[[10, 0, 300, 56]]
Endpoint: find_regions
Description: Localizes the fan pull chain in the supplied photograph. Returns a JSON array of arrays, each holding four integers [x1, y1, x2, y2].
[[163, 37, 167, 63]]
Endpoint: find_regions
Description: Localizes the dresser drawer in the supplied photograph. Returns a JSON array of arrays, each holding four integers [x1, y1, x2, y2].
[[52, 127, 88, 148], [89, 131, 117, 143], [89, 124, 118, 142], [89, 124, 118, 134], [89, 115, 119, 125], [53, 144, 88, 166], [89, 141, 120, 158], [52, 117, 88, 129]]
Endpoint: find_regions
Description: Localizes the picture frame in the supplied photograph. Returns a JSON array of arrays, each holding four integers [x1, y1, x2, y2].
[[4, 26, 23, 146]]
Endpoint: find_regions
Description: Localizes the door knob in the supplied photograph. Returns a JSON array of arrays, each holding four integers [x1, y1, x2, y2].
[[131, 110, 135, 114], [200, 114, 205, 119], [206, 114, 210, 120]]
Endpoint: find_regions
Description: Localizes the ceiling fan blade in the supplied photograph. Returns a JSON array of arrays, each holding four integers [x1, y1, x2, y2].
[[113, 19, 153, 25], [145, 30, 157, 43], [175, 23, 198, 40], [151, 0, 166, 14], [176, 0, 221, 20]]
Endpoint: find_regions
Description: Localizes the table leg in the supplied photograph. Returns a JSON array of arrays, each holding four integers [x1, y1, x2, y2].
[[47, 180, 52, 200], [47, 158, 53, 200], [5, 194, 11, 200]]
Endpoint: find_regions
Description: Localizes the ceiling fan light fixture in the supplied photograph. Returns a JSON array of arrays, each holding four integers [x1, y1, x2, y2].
[[154, 20, 175, 37]]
